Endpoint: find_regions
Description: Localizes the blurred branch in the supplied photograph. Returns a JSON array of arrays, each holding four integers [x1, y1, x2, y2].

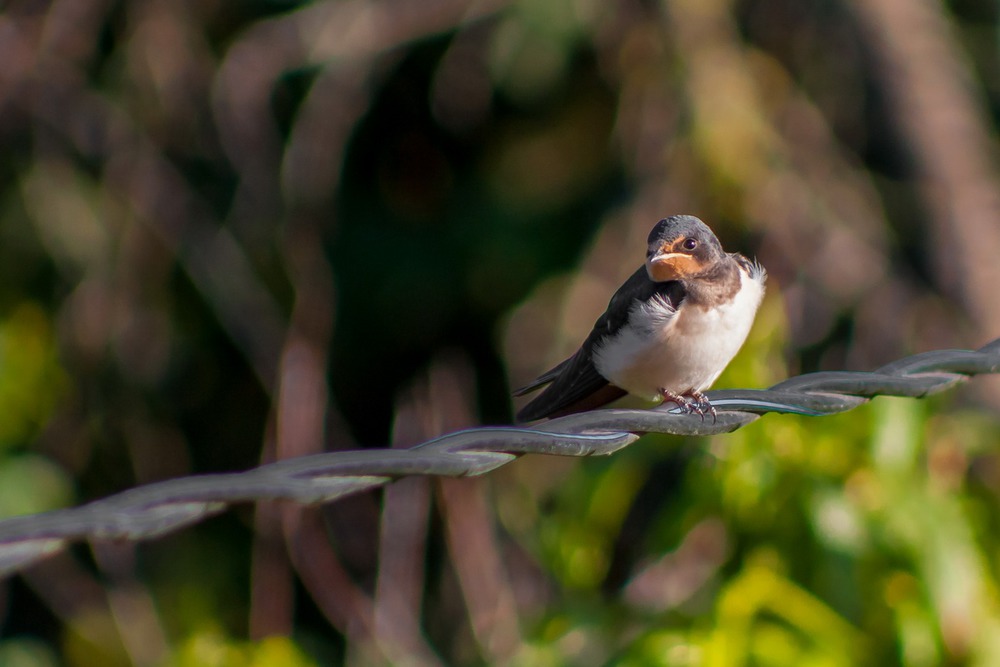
[[0, 339, 994, 578], [375, 393, 441, 667], [429, 357, 522, 663], [852, 0, 1000, 342]]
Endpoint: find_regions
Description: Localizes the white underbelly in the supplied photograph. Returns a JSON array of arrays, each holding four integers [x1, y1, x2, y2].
[[593, 274, 763, 400]]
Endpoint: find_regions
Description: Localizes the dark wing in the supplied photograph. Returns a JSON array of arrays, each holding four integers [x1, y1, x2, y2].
[[515, 268, 686, 422]]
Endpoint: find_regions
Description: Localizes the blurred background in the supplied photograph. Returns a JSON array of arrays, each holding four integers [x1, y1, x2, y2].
[[1, 0, 1000, 664]]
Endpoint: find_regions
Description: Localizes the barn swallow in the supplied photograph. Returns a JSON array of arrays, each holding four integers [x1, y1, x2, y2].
[[514, 215, 766, 422]]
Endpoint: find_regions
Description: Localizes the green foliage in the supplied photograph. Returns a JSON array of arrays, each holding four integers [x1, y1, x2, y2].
[[0, 638, 60, 667], [171, 633, 318, 667], [0, 454, 73, 519], [0, 305, 72, 519], [0, 305, 67, 453]]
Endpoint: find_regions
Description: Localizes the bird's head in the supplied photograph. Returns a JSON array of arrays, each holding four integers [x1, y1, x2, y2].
[[644, 215, 725, 282]]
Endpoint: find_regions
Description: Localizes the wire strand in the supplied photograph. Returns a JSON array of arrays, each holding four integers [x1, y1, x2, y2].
[[0, 339, 997, 577]]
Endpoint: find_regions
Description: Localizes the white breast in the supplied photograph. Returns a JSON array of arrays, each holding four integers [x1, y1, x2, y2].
[[592, 269, 765, 400]]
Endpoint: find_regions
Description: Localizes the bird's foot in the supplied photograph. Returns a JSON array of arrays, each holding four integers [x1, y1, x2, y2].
[[688, 390, 717, 423], [659, 390, 716, 423]]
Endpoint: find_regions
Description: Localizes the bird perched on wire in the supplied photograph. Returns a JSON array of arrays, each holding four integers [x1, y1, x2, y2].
[[514, 215, 766, 422]]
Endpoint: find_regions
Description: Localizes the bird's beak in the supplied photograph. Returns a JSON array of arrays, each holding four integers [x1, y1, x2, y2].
[[645, 252, 688, 282]]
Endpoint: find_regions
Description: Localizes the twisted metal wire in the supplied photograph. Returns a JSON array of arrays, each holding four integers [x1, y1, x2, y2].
[[1, 339, 998, 577]]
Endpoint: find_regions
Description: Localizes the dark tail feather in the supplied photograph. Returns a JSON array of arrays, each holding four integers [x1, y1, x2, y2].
[[516, 384, 627, 423]]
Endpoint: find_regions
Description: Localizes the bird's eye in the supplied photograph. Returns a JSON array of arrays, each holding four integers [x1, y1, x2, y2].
[[682, 238, 698, 251]]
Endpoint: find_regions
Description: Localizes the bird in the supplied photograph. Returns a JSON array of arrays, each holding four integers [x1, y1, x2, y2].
[[514, 215, 766, 422]]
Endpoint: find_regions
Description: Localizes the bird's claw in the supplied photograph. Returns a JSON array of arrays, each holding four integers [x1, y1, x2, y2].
[[659, 390, 717, 424]]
